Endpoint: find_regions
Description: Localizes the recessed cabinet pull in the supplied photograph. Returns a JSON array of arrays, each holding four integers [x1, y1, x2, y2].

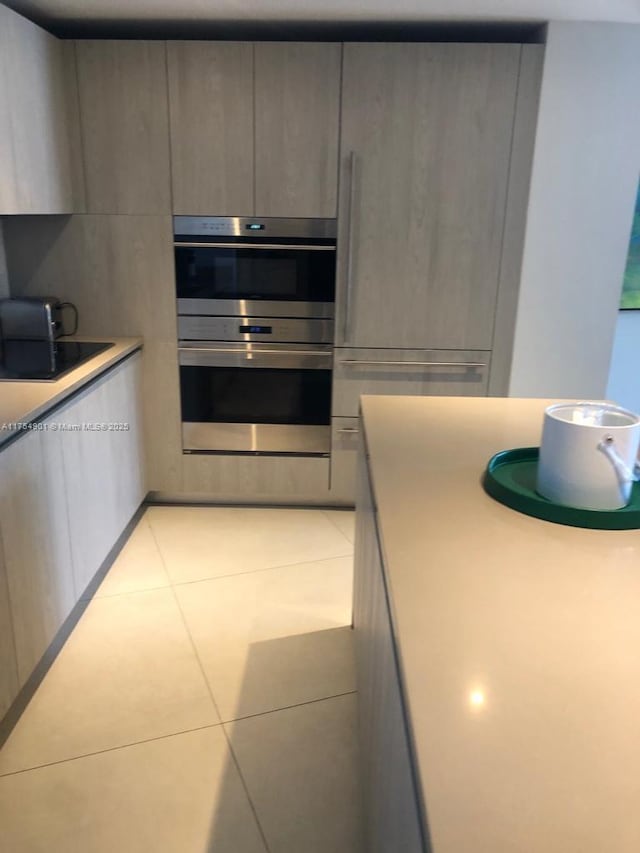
[[339, 359, 487, 368], [336, 427, 360, 434], [174, 241, 335, 251], [343, 151, 357, 345]]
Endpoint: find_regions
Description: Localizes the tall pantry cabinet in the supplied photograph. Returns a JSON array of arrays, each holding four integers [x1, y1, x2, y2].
[[330, 43, 542, 500]]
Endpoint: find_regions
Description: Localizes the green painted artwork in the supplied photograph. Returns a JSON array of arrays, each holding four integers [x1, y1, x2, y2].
[[621, 182, 640, 310]]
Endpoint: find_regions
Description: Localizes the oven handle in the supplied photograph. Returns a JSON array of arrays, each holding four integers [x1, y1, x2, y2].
[[339, 359, 487, 368], [178, 346, 333, 369], [174, 241, 335, 252]]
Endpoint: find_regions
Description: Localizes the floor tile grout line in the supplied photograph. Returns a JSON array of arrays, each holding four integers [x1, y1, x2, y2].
[[0, 722, 223, 779], [154, 521, 273, 853], [222, 690, 358, 725], [167, 549, 355, 589], [321, 509, 356, 548], [97, 551, 354, 598], [219, 723, 273, 853]]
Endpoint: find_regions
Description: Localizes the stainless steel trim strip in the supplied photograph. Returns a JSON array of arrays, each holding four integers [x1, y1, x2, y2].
[[178, 342, 332, 370], [174, 241, 336, 251], [343, 151, 357, 344], [177, 298, 334, 320], [182, 421, 331, 454], [179, 347, 333, 357], [339, 360, 488, 368], [173, 216, 337, 240]]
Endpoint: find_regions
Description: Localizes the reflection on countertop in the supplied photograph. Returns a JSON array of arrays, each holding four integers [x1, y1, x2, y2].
[[0, 340, 114, 382], [0, 337, 143, 448]]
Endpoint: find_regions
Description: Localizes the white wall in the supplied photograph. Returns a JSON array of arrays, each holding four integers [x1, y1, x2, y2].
[[508, 21, 640, 398], [607, 311, 640, 412]]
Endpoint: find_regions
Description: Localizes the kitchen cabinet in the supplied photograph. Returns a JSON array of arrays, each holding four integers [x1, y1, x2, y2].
[[59, 352, 144, 597], [353, 446, 425, 852], [75, 40, 171, 214], [0, 352, 144, 704], [336, 43, 520, 350], [329, 417, 360, 503], [167, 41, 341, 217], [0, 534, 19, 719], [0, 4, 74, 214], [254, 43, 341, 218], [333, 347, 490, 418], [181, 453, 331, 503], [0, 426, 76, 686], [167, 41, 254, 216]]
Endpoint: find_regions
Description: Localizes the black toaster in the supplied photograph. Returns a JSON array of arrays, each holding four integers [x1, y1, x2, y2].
[[0, 297, 72, 342]]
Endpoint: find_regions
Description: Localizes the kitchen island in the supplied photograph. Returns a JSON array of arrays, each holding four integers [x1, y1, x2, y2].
[[355, 395, 640, 853]]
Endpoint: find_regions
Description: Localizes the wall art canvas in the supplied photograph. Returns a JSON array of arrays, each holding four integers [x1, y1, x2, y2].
[[621, 181, 640, 309]]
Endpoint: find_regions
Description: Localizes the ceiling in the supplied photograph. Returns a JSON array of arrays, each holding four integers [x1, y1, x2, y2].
[[5, 0, 640, 24]]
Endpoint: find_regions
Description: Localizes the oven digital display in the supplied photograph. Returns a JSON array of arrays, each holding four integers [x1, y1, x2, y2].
[[246, 223, 265, 230], [239, 325, 272, 334]]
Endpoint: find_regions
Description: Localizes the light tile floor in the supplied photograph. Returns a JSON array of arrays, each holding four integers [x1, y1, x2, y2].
[[0, 506, 363, 853]]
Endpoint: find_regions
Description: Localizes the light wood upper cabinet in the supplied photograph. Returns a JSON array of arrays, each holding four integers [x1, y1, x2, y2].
[[168, 41, 254, 216], [76, 40, 171, 214], [167, 41, 341, 217], [254, 43, 341, 218], [337, 43, 520, 350], [0, 5, 74, 214]]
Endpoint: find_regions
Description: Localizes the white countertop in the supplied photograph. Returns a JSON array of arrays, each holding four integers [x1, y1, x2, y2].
[[361, 395, 640, 853], [0, 337, 143, 448]]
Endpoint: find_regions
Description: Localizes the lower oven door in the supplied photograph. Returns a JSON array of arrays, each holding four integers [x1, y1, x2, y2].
[[178, 342, 333, 455]]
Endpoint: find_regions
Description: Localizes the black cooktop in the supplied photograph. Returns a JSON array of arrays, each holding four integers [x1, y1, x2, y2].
[[0, 340, 114, 381]]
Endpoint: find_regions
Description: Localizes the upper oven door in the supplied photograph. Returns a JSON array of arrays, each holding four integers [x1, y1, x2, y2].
[[174, 218, 336, 319]]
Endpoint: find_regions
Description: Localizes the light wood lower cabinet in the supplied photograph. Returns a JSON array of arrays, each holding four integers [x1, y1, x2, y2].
[[0, 532, 19, 719], [353, 446, 425, 852], [0, 353, 144, 707], [333, 347, 490, 418], [329, 417, 360, 504], [0, 425, 76, 685], [58, 353, 145, 596], [181, 453, 330, 503]]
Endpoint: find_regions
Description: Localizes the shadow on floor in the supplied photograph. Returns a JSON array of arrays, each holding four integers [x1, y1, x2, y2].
[[204, 627, 364, 853]]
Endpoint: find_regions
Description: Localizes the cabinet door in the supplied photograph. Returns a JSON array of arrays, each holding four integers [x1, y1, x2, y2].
[[333, 347, 490, 418], [0, 530, 19, 718], [330, 417, 360, 504], [0, 5, 73, 214], [60, 354, 145, 597], [353, 448, 425, 852], [0, 429, 76, 686], [255, 43, 341, 218], [76, 40, 171, 214], [337, 43, 519, 349], [168, 41, 254, 215]]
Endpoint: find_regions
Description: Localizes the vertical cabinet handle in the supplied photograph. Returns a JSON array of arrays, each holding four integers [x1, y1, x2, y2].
[[343, 151, 357, 345]]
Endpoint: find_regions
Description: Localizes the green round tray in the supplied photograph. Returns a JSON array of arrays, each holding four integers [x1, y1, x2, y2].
[[482, 447, 640, 530]]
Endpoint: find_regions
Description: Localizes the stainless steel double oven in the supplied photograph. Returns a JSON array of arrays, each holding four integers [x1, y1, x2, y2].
[[174, 217, 336, 455]]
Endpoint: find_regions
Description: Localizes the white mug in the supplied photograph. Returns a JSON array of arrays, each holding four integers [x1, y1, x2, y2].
[[537, 401, 640, 511]]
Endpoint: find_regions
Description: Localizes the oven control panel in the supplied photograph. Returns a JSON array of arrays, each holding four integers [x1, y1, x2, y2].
[[177, 315, 334, 345]]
